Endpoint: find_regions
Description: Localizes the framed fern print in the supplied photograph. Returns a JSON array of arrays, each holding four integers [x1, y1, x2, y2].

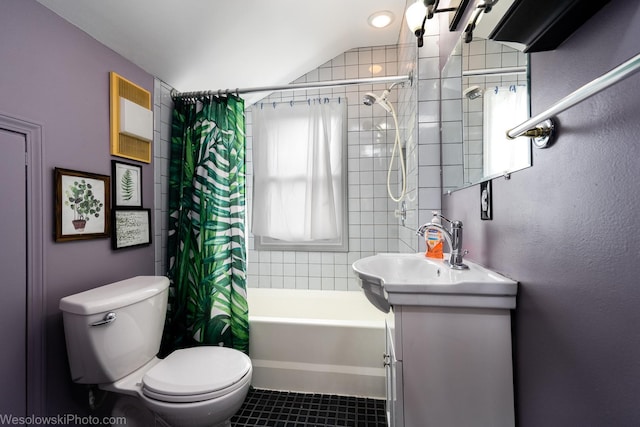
[[111, 160, 142, 208]]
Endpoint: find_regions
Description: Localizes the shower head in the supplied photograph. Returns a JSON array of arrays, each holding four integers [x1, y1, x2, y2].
[[463, 85, 483, 100], [362, 93, 377, 106], [362, 90, 392, 112]]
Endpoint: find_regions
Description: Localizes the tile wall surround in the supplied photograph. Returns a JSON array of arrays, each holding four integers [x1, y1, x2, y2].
[[441, 43, 464, 194], [153, 79, 173, 276], [246, 44, 407, 291], [408, 14, 442, 255], [153, 7, 443, 287]]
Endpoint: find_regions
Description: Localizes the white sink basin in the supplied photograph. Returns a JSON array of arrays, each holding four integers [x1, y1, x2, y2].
[[352, 253, 517, 312]]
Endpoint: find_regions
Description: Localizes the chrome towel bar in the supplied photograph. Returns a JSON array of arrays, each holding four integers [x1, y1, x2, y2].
[[507, 51, 640, 148]]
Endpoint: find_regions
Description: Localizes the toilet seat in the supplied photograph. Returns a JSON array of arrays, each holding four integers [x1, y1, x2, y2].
[[142, 346, 252, 404]]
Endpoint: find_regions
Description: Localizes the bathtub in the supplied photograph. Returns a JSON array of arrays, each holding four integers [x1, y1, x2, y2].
[[247, 288, 387, 398]]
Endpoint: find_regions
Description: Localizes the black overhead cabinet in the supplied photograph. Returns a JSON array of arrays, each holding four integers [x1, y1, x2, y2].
[[489, 0, 611, 52]]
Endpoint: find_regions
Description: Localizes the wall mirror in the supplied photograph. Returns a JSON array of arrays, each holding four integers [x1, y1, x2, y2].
[[441, 9, 531, 193]]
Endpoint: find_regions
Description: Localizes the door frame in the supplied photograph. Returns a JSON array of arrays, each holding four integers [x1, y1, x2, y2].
[[0, 113, 44, 416]]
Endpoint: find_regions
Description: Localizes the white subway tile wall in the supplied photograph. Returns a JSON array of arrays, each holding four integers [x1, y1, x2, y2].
[[246, 45, 406, 291], [153, 79, 173, 276], [414, 17, 442, 254]]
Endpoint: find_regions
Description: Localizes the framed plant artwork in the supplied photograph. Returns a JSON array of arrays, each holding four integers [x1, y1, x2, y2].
[[112, 160, 142, 208], [55, 168, 110, 242], [112, 208, 152, 250]]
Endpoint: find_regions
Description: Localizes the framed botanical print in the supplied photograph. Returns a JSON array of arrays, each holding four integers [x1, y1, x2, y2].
[[111, 160, 142, 208], [55, 168, 110, 242]]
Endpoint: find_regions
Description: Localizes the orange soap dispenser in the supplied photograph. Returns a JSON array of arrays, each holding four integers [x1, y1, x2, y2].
[[425, 212, 444, 259]]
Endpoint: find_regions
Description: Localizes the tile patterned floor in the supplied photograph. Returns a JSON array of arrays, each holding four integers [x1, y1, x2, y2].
[[231, 388, 387, 427]]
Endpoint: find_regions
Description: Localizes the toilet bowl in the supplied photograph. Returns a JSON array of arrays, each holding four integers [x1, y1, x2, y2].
[[60, 276, 252, 427], [107, 347, 252, 427], [110, 395, 162, 427]]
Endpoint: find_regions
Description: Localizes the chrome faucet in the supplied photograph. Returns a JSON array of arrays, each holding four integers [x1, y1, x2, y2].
[[417, 213, 469, 270]]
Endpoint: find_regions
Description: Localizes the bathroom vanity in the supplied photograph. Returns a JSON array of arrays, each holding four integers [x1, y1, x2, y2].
[[353, 253, 517, 427], [384, 304, 515, 427]]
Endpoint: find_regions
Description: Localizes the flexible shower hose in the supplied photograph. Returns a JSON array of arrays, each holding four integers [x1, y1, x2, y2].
[[386, 101, 406, 202]]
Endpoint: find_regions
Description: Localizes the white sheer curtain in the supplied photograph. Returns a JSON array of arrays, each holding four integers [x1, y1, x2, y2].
[[252, 100, 345, 242], [483, 85, 529, 176]]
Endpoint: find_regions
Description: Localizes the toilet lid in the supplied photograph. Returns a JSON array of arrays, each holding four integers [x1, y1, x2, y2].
[[142, 346, 251, 398]]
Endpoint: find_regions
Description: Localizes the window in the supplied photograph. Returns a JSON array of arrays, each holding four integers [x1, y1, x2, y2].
[[251, 99, 348, 252]]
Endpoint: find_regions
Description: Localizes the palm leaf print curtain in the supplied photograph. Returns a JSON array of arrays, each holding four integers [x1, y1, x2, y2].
[[162, 95, 249, 355]]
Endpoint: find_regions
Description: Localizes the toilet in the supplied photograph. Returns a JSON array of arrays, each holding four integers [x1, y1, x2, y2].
[[59, 276, 252, 427]]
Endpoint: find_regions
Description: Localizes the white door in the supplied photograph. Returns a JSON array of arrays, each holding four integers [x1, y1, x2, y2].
[[0, 128, 27, 416]]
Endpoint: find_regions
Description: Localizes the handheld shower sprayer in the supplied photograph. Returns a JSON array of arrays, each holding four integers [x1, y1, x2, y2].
[[362, 90, 392, 113], [361, 85, 407, 202], [362, 93, 377, 106], [463, 85, 483, 100]]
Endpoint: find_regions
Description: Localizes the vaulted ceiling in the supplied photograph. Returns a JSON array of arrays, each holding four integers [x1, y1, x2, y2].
[[36, 0, 407, 103]]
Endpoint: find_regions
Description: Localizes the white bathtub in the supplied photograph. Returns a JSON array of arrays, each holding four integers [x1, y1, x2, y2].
[[247, 288, 387, 398]]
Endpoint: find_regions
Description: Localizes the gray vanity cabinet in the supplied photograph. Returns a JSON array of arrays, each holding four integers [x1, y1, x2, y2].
[[385, 305, 515, 427]]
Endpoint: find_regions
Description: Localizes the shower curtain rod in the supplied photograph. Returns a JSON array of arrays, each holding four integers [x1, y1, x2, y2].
[[170, 74, 412, 99], [462, 66, 527, 77]]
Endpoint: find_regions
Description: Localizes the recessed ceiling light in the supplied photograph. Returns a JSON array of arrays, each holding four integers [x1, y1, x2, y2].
[[368, 11, 394, 29]]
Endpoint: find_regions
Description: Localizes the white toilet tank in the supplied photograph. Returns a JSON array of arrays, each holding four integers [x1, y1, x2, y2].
[[59, 276, 170, 384]]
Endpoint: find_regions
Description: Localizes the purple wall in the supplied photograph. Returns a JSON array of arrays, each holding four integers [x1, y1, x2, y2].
[[442, 0, 640, 425], [0, 0, 155, 415]]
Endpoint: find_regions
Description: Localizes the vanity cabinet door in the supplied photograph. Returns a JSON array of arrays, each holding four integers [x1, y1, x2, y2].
[[385, 319, 403, 427], [400, 306, 515, 427], [384, 320, 395, 427]]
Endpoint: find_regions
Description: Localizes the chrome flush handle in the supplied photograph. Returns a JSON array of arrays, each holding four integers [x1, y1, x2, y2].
[[90, 312, 117, 327]]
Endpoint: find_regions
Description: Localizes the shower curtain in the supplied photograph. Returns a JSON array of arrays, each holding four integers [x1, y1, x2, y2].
[[162, 95, 249, 355]]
